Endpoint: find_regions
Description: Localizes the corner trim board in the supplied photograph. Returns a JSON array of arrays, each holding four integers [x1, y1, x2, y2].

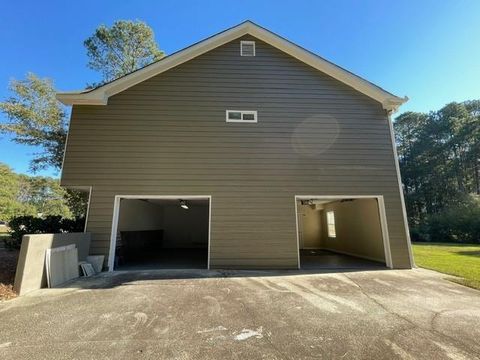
[[84, 186, 92, 233], [387, 114, 415, 267]]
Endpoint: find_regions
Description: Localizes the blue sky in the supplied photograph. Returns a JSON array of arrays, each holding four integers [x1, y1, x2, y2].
[[1, 0, 479, 177]]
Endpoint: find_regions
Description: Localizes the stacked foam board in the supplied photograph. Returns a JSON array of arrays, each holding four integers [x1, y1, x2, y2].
[[45, 244, 79, 288]]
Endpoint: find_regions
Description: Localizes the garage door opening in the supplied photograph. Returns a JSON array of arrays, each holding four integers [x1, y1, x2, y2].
[[295, 196, 392, 270], [108, 196, 211, 271]]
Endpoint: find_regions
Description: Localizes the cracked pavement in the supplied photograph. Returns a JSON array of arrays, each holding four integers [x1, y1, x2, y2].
[[0, 268, 479, 359]]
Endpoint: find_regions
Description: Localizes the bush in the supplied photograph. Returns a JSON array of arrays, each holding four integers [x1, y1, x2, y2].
[[410, 198, 480, 243], [408, 227, 426, 242], [4, 215, 85, 249]]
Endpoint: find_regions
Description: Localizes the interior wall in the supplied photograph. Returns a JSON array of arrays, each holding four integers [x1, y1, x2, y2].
[[321, 198, 385, 262], [118, 199, 209, 249], [162, 204, 209, 248], [118, 199, 164, 232], [299, 204, 323, 248]]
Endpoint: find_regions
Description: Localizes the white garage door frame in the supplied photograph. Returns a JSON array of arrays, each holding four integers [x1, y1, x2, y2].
[[108, 195, 212, 271], [294, 195, 393, 269]]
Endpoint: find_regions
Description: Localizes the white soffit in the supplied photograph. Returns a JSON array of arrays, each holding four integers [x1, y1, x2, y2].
[[56, 21, 408, 112]]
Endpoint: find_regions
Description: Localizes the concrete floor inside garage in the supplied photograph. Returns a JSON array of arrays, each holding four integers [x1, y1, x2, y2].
[[114, 197, 209, 270], [300, 249, 386, 270], [297, 197, 389, 270]]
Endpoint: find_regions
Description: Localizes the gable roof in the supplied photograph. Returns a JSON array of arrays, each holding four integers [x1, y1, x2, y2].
[[56, 21, 408, 112]]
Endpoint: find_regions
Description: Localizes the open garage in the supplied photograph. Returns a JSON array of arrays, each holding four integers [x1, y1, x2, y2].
[[296, 196, 392, 270], [109, 196, 210, 270]]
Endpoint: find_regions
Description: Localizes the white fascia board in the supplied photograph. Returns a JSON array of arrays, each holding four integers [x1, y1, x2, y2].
[[56, 21, 407, 111], [56, 91, 108, 105]]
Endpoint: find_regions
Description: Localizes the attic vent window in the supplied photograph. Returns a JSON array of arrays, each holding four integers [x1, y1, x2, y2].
[[240, 41, 255, 56], [226, 110, 258, 123]]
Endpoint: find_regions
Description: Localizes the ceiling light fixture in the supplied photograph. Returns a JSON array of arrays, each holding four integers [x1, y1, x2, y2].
[[179, 199, 189, 210]]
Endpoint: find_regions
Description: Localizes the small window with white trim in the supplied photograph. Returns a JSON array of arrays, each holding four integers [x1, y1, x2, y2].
[[327, 211, 336, 238], [240, 41, 255, 56], [226, 110, 258, 123]]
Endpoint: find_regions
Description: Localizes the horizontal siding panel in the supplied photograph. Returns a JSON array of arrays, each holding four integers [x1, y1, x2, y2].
[[110, 94, 382, 104], [64, 149, 393, 156], [62, 156, 394, 165], [78, 103, 382, 114], [133, 83, 372, 93], [66, 134, 392, 143], [65, 145, 393, 153], [62, 169, 398, 177], [70, 186, 402, 195], [64, 158, 396, 165], [64, 174, 398, 183], [68, 128, 391, 136], [64, 35, 411, 269], [73, 113, 389, 121]]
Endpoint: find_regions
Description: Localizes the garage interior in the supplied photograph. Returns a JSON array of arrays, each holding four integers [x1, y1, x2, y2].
[[114, 198, 209, 270], [297, 197, 388, 270]]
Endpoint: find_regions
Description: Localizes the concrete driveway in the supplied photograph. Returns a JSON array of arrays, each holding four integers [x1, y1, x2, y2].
[[0, 268, 479, 359]]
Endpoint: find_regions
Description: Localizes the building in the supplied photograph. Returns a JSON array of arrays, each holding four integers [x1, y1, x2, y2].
[[57, 21, 412, 271]]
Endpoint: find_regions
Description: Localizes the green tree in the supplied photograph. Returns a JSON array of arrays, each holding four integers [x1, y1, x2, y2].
[[394, 111, 431, 223], [84, 20, 164, 85], [63, 189, 89, 218], [1, 20, 162, 218], [21, 176, 72, 218], [0, 164, 37, 221], [1, 21, 163, 172], [0, 73, 67, 172], [395, 100, 480, 240], [0, 163, 75, 221]]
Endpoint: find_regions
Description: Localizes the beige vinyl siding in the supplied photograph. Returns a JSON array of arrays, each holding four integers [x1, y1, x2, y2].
[[62, 35, 411, 269]]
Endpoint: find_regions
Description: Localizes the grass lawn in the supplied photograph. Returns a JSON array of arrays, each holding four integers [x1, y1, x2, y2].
[[413, 243, 480, 290]]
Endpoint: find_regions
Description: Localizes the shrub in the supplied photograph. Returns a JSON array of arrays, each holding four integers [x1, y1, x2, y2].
[[410, 197, 480, 243], [408, 226, 426, 242], [4, 215, 85, 249]]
